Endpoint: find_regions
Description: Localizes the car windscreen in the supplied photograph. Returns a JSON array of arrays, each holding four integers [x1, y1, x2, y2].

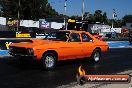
[[44, 31, 70, 41]]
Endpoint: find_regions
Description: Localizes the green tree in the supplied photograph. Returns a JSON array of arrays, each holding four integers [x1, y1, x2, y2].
[[70, 15, 81, 20], [83, 10, 108, 24], [102, 12, 108, 24], [94, 10, 103, 22], [122, 15, 132, 23], [83, 12, 90, 20], [114, 20, 122, 28], [1, 0, 60, 20]]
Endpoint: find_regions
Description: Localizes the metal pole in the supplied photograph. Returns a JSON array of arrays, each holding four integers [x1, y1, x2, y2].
[[112, 20, 113, 28], [112, 10, 114, 29], [112, 9, 116, 29], [82, 0, 84, 21], [17, 0, 20, 31], [64, 0, 67, 30]]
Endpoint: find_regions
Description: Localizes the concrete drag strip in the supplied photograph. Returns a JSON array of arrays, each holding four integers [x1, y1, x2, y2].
[[57, 70, 132, 88], [109, 46, 132, 49], [107, 41, 132, 48], [106, 41, 129, 43]]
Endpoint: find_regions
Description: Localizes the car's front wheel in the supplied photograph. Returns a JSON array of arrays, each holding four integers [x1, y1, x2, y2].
[[91, 49, 101, 63], [41, 53, 57, 70]]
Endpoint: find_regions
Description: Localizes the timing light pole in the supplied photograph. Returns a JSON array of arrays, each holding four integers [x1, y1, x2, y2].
[[112, 9, 117, 28], [64, 0, 67, 30], [82, 0, 85, 21], [17, 0, 20, 31], [112, 9, 114, 28]]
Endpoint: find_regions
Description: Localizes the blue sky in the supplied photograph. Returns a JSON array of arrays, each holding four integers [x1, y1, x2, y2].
[[48, 0, 132, 19]]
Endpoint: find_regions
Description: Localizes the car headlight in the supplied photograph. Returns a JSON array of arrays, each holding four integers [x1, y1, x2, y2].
[[27, 48, 34, 55]]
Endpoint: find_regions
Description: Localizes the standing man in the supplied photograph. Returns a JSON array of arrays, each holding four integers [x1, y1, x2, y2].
[[129, 32, 132, 44]]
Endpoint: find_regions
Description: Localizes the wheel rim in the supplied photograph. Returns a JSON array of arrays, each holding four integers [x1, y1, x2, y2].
[[94, 51, 100, 62], [45, 55, 54, 68]]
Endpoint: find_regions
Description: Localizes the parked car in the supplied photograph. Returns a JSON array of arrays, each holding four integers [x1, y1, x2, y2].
[[9, 30, 109, 70]]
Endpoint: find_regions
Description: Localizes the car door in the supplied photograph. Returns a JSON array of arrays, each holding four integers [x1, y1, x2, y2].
[[59, 33, 85, 60], [80, 33, 95, 57]]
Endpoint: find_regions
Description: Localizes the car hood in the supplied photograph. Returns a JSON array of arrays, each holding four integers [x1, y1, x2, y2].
[[10, 39, 63, 48]]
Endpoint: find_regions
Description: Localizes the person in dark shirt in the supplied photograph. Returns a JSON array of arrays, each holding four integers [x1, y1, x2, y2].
[[129, 33, 132, 44]]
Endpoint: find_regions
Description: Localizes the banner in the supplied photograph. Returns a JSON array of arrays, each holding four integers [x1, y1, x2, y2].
[[39, 19, 50, 29], [0, 17, 6, 25], [16, 32, 35, 38], [7, 20, 18, 27], [36, 33, 47, 38], [20, 20, 39, 28], [0, 31, 36, 38]]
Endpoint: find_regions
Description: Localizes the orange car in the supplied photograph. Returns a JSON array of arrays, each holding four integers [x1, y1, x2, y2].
[[9, 30, 109, 70]]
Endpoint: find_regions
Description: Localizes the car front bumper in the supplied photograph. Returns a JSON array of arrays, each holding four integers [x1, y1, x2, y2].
[[9, 52, 37, 60]]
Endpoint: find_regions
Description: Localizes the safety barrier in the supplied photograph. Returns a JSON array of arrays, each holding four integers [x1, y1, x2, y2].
[[0, 39, 32, 50], [0, 31, 49, 50]]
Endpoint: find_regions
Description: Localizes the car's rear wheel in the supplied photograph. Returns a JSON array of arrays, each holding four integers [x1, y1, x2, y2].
[[41, 52, 57, 70], [91, 49, 101, 63]]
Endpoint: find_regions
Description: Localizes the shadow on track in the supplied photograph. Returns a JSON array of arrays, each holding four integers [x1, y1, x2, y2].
[[2, 56, 102, 72]]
